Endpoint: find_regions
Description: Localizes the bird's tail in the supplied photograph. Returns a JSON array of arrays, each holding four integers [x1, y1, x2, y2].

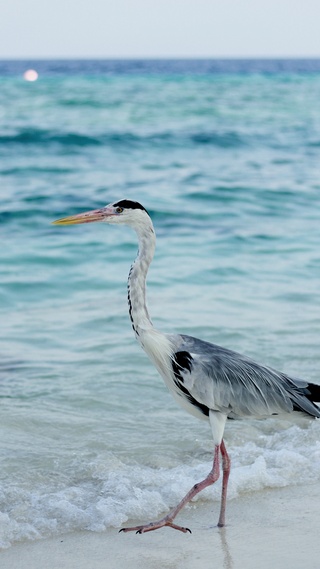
[[306, 382, 320, 404], [292, 380, 320, 418]]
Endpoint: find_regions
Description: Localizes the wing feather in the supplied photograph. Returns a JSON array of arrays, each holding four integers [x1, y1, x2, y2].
[[175, 334, 320, 418]]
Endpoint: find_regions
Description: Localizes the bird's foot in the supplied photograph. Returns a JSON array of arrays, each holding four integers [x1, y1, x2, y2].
[[119, 516, 191, 534]]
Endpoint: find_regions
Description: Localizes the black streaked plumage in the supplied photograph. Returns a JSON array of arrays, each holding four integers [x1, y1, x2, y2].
[[172, 351, 209, 417]]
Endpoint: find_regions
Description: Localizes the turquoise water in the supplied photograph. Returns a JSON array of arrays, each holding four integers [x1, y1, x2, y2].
[[1, 60, 320, 547]]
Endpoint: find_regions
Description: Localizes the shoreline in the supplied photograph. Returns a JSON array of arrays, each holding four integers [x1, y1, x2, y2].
[[1, 482, 320, 569]]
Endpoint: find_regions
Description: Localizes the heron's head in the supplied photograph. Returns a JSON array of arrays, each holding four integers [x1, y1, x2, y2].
[[53, 199, 151, 229]]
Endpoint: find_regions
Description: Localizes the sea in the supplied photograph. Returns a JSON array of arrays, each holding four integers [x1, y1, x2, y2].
[[1, 59, 320, 548]]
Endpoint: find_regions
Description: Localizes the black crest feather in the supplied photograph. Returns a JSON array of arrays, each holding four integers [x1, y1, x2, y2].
[[114, 200, 149, 214]]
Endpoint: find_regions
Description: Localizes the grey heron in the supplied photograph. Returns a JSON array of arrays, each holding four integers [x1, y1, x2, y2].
[[53, 199, 320, 534]]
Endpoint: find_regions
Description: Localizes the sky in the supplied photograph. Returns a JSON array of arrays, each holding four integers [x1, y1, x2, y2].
[[2, 0, 320, 59]]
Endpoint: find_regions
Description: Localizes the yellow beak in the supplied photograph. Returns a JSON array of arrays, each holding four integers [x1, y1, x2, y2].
[[52, 208, 109, 226]]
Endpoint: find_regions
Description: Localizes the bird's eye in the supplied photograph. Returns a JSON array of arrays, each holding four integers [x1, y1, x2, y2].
[[116, 207, 123, 213]]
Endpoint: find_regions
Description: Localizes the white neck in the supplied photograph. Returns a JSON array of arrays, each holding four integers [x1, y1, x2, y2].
[[127, 216, 174, 376], [127, 218, 156, 337]]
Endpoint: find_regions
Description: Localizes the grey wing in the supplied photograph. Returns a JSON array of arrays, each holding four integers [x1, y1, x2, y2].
[[173, 334, 320, 419]]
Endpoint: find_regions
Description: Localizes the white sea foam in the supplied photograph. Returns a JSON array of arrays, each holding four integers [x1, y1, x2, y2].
[[1, 419, 319, 549]]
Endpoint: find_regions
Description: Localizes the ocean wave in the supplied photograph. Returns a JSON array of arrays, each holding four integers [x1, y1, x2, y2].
[[0, 166, 74, 176], [0, 128, 246, 149], [1, 420, 319, 549], [0, 129, 101, 147], [190, 131, 243, 147]]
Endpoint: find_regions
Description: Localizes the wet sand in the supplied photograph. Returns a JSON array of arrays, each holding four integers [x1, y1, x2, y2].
[[2, 482, 320, 569]]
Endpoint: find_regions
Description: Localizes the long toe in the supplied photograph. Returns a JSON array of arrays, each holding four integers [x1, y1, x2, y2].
[[119, 519, 191, 534], [167, 522, 192, 533]]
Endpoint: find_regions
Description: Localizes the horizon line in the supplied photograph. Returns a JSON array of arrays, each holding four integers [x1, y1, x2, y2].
[[2, 55, 320, 61]]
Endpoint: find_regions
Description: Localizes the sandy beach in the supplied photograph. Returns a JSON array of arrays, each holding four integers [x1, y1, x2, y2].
[[2, 482, 320, 569]]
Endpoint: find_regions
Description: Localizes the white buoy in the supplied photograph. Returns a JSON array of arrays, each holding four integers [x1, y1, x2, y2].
[[23, 69, 39, 82]]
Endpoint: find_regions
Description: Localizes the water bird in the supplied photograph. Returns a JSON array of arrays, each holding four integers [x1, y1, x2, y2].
[[53, 199, 320, 533]]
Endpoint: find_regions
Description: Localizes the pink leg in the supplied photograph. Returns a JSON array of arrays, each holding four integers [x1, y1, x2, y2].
[[120, 444, 221, 534], [217, 439, 231, 527]]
